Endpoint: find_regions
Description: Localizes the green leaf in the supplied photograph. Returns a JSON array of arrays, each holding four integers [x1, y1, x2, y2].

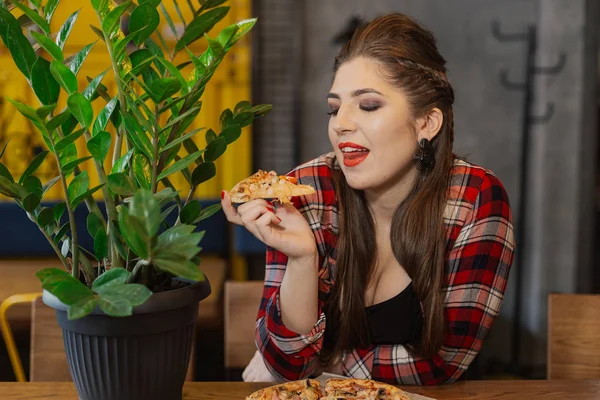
[[120, 112, 153, 159], [91, 0, 108, 12], [62, 156, 92, 176], [157, 57, 188, 94], [22, 175, 42, 197], [86, 213, 103, 239], [251, 104, 272, 117], [161, 204, 178, 220], [102, 1, 131, 38], [146, 77, 181, 103], [191, 162, 216, 185], [160, 106, 201, 134], [12, 1, 51, 35], [56, 9, 79, 50], [36, 103, 57, 119], [234, 111, 254, 128], [50, 60, 77, 94], [133, 153, 151, 190], [129, 3, 159, 46], [0, 8, 36, 79], [89, 24, 105, 42], [205, 128, 216, 143], [23, 192, 41, 212], [234, 100, 252, 115], [107, 173, 135, 196], [220, 125, 242, 145], [198, 0, 227, 13], [92, 267, 131, 293], [98, 284, 152, 306], [47, 110, 71, 130], [55, 128, 86, 153], [68, 296, 98, 320], [130, 189, 161, 237], [180, 200, 202, 224], [36, 268, 95, 305], [67, 42, 96, 76], [86, 131, 111, 164], [118, 206, 149, 258], [0, 162, 13, 182], [92, 97, 118, 135], [112, 149, 134, 174], [67, 93, 93, 128], [42, 175, 61, 197], [157, 151, 202, 181], [44, 0, 60, 23], [0, 176, 25, 198], [175, 6, 229, 52], [0, 140, 8, 160], [19, 151, 48, 184], [230, 18, 256, 46], [158, 2, 178, 39], [154, 187, 179, 207], [160, 127, 206, 154], [31, 30, 63, 62], [219, 108, 234, 130], [98, 294, 132, 317], [203, 136, 226, 162], [110, 227, 128, 260], [68, 170, 89, 203], [153, 258, 204, 281], [71, 184, 104, 209], [37, 206, 55, 227], [55, 202, 67, 223], [53, 222, 70, 244], [31, 57, 60, 105], [141, 0, 162, 7], [82, 68, 109, 100], [194, 202, 222, 223], [5, 97, 41, 122], [217, 23, 239, 48]]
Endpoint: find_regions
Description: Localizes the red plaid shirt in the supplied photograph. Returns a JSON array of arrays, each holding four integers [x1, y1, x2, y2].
[[255, 153, 515, 385]]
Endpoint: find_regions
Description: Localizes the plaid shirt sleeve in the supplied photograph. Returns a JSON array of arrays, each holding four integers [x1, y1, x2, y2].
[[342, 170, 515, 385], [255, 156, 337, 381]]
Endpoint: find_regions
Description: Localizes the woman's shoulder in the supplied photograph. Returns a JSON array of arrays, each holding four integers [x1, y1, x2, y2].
[[288, 152, 338, 200], [449, 157, 510, 208]]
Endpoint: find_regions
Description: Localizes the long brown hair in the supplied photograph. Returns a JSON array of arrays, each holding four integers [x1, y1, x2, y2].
[[321, 13, 456, 363]]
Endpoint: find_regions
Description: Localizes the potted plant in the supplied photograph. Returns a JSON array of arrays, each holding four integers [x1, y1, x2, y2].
[[0, 0, 270, 398]]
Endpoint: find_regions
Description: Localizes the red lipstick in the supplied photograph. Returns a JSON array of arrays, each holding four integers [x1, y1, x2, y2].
[[338, 142, 370, 167]]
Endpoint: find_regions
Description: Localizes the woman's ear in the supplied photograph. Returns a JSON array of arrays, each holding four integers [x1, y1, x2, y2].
[[416, 107, 443, 141]]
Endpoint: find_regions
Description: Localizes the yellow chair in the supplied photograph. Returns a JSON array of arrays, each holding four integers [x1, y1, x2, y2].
[[0, 293, 41, 382]]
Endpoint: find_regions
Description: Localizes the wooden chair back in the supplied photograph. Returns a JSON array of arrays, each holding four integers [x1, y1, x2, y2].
[[548, 293, 600, 379], [224, 281, 264, 369]]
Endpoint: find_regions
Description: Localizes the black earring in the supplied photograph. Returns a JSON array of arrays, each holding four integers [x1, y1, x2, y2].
[[413, 138, 435, 172]]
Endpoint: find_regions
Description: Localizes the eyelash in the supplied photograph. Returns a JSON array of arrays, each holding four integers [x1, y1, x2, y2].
[[327, 105, 380, 116]]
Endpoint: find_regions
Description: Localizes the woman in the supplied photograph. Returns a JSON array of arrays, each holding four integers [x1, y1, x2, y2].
[[222, 12, 514, 385]]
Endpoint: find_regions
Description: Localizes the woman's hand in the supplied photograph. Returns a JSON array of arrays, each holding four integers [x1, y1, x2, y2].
[[221, 191, 317, 260]]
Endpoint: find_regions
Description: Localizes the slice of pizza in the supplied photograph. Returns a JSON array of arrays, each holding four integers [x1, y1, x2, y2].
[[230, 170, 315, 204], [246, 379, 323, 400], [322, 378, 409, 400]]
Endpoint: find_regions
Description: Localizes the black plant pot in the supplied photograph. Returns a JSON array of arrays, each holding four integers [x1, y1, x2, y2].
[[42, 277, 211, 400]]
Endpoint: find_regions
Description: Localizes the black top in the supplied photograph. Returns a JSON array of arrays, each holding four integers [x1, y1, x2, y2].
[[365, 282, 423, 345]]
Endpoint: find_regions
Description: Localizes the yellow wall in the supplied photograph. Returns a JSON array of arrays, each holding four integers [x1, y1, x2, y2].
[[0, 0, 253, 201]]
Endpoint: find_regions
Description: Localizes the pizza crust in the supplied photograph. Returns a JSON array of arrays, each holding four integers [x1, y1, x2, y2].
[[246, 379, 323, 400], [230, 170, 315, 204]]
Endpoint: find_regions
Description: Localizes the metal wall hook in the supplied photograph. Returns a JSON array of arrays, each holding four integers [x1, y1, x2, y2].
[[500, 69, 526, 91], [533, 52, 567, 75], [531, 103, 555, 124], [491, 20, 530, 42]]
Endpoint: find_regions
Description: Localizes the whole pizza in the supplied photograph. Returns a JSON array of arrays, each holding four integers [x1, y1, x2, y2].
[[246, 378, 409, 400], [230, 170, 315, 204]]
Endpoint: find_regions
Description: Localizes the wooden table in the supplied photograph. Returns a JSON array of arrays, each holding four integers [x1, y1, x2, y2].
[[0, 380, 599, 399]]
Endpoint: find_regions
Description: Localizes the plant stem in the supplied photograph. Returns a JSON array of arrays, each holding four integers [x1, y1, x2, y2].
[[151, 104, 160, 193], [28, 213, 69, 268], [127, 259, 148, 284], [58, 167, 79, 279]]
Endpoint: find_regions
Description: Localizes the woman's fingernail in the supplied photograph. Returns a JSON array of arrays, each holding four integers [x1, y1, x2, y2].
[[221, 190, 225, 200], [267, 206, 274, 213], [276, 216, 282, 222]]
